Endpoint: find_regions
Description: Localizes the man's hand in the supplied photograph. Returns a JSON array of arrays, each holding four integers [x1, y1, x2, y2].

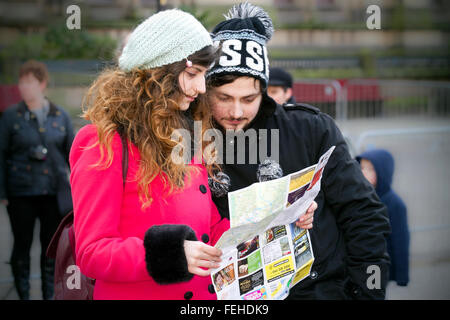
[[295, 200, 317, 229], [184, 240, 222, 277]]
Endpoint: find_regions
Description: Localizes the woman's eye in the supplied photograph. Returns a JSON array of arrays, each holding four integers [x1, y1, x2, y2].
[[186, 72, 196, 78]]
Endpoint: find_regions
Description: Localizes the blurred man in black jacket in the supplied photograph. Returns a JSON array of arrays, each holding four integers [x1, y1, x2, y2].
[[267, 67, 296, 105]]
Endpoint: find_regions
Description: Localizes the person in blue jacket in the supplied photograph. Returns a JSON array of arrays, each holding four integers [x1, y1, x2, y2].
[[356, 148, 410, 286]]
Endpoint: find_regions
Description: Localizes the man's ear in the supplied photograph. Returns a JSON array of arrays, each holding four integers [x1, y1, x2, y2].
[[286, 87, 293, 99]]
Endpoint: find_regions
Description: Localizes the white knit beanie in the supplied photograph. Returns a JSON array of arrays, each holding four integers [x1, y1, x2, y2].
[[119, 9, 212, 71]]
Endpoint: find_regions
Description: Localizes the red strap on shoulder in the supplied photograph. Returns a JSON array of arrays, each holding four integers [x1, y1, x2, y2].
[[46, 211, 74, 259]]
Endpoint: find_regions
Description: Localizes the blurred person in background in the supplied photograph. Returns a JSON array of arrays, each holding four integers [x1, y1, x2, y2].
[[0, 60, 75, 299], [357, 149, 410, 287], [267, 67, 295, 105]]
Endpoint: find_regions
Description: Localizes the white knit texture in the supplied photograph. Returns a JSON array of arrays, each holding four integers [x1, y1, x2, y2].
[[119, 9, 212, 71]]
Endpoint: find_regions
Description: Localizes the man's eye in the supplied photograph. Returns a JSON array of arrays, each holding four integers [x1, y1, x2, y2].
[[218, 96, 230, 102], [244, 98, 256, 103]]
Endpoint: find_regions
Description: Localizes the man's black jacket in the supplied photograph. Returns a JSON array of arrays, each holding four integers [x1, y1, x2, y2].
[[212, 94, 391, 300]]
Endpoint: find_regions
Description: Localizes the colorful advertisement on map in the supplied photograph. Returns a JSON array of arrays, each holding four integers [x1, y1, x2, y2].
[[211, 146, 335, 300]]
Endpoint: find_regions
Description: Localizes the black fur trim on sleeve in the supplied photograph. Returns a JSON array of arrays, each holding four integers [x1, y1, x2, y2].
[[144, 224, 198, 284]]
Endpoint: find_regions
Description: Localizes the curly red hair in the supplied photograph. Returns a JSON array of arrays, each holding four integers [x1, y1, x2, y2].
[[82, 46, 221, 209]]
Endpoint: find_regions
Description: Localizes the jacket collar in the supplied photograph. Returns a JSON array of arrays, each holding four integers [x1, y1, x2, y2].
[[260, 91, 277, 117], [18, 98, 59, 116]]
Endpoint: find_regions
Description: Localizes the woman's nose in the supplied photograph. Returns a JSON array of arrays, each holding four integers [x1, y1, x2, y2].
[[195, 76, 206, 95]]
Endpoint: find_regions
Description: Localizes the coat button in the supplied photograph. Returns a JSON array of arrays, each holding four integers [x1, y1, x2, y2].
[[201, 233, 209, 243], [351, 286, 362, 298], [208, 284, 215, 294], [199, 184, 207, 194], [310, 270, 318, 280], [43, 169, 49, 174], [184, 291, 193, 300]]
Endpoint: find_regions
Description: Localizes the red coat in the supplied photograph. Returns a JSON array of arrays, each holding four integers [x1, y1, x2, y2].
[[69, 124, 229, 300]]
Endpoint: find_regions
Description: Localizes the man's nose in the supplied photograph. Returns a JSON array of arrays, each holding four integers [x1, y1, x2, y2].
[[229, 101, 244, 119]]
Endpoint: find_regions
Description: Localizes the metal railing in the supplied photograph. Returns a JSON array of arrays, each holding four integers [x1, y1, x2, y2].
[[344, 79, 450, 118], [354, 126, 450, 153], [293, 79, 450, 120], [292, 79, 346, 120], [352, 125, 450, 236], [2, 74, 450, 121]]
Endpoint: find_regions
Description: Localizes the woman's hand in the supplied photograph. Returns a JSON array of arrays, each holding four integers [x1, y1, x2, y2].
[[182, 202, 318, 278], [184, 240, 222, 277], [295, 200, 318, 229]]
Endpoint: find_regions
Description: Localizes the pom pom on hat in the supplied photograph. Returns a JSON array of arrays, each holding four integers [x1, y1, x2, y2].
[[119, 9, 212, 71], [208, 172, 231, 198], [223, 1, 274, 40], [256, 160, 283, 182], [207, 2, 274, 87]]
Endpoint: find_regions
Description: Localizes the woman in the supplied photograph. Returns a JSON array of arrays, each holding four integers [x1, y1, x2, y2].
[[0, 60, 75, 299], [70, 9, 232, 300], [70, 9, 315, 300]]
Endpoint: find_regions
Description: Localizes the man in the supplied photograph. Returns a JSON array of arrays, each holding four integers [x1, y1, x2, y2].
[[206, 2, 391, 300], [267, 67, 296, 105]]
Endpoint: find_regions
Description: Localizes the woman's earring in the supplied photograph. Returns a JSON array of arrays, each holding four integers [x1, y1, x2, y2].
[[186, 59, 192, 68]]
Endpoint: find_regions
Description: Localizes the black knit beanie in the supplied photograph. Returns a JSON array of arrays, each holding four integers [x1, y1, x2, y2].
[[207, 2, 274, 88]]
